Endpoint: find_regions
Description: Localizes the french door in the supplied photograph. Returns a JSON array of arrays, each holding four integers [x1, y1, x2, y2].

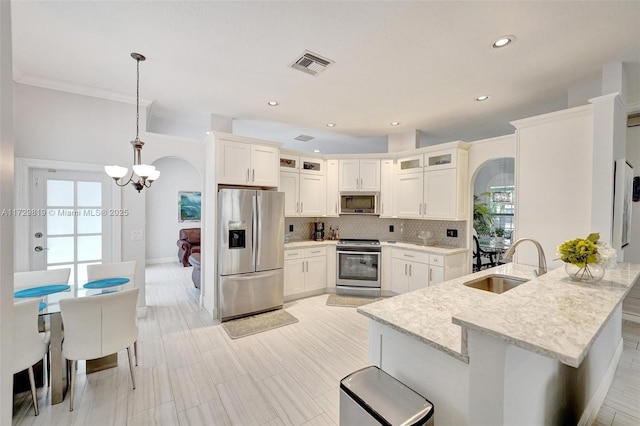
[[30, 169, 114, 284]]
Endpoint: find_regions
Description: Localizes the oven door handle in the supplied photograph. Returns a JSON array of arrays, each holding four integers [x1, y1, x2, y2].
[[337, 250, 381, 256]]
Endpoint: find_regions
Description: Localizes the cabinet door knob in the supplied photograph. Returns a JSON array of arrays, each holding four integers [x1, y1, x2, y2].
[[409, 264, 412, 276], [246, 168, 250, 182], [405, 264, 407, 275], [252, 169, 255, 182]]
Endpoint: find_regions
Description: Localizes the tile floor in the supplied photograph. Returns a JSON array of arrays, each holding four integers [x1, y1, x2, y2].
[[11, 262, 640, 425], [12, 262, 369, 425]]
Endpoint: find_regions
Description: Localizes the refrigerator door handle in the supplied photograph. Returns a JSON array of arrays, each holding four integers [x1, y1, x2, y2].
[[253, 194, 259, 268]]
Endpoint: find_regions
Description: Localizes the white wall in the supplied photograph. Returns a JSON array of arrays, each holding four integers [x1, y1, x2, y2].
[[0, 1, 14, 421], [12, 84, 205, 310], [146, 156, 202, 263], [512, 105, 594, 270]]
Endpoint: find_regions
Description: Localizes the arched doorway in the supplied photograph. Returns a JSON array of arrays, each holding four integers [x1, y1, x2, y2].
[[471, 157, 515, 270]]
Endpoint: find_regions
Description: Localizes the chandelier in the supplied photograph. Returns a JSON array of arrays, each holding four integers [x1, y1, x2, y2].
[[104, 53, 160, 192]]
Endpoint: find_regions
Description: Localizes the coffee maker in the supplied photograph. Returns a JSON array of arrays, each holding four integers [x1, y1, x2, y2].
[[313, 222, 325, 241]]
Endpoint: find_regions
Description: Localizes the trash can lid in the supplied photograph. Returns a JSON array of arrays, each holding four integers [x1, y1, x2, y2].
[[340, 366, 434, 425]]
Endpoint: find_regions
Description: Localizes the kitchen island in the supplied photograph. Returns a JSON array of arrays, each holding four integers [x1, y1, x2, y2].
[[358, 262, 640, 425]]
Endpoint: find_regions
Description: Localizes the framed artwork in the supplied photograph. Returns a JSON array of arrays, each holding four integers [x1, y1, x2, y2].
[[613, 160, 633, 248], [178, 191, 201, 222]]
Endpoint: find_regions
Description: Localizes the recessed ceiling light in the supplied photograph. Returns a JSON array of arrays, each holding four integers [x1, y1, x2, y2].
[[475, 95, 490, 101], [313, 149, 320, 153], [326, 123, 336, 127], [267, 101, 279, 106], [492, 35, 515, 48], [390, 121, 400, 126]]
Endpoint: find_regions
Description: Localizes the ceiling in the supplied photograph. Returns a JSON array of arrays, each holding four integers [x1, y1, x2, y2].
[[10, 1, 640, 153]]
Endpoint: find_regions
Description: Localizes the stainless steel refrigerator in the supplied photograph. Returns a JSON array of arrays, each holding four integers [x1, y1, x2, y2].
[[217, 189, 285, 321]]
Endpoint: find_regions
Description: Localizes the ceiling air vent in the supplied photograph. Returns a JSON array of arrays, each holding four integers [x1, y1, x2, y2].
[[294, 134, 314, 142], [290, 50, 334, 76]]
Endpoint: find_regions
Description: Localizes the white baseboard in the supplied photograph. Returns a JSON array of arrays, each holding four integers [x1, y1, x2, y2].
[[578, 338, 624, 426], [146, 257, 178, 265], [623, 311, 640, 323]]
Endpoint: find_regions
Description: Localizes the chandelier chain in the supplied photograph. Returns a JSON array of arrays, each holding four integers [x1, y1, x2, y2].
[[135, 57, 140, 141]]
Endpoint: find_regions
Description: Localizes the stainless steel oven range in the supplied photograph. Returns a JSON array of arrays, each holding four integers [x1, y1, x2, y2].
[[336, 239, 381, 297]]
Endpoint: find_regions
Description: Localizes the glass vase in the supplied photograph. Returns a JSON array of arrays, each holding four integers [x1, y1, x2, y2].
[[565, 263, 605, 283]]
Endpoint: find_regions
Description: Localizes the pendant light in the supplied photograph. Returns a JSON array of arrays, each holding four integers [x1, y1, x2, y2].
[[105, 52, 160, 192]]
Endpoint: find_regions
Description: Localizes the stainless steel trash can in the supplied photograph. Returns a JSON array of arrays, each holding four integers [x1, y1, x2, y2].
[[340, 366, 434, 425]]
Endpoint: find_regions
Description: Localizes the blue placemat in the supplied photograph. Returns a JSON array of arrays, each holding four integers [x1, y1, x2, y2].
[[84, 277, 129, 289], [39, 301, 47, 311], [14, 284, 70, 298]]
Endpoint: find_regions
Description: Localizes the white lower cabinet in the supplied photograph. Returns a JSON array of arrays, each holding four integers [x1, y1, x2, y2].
[[390, 248, 466, 294], [284, 247, 327, 297]]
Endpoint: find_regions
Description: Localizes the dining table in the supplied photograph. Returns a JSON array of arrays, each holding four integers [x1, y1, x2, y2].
[[13, 277, 130, 405], [478, 238, 512, 264]]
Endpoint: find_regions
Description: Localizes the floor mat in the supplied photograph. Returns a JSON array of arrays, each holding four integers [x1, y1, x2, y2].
[[325, 294, 383, 308], [221, 309, 299, 339]]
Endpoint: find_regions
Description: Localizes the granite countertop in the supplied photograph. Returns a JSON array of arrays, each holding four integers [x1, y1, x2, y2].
[[358, 262, 640, 367]]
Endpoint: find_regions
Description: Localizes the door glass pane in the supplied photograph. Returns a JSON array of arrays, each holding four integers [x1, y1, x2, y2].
[[77, 262, 100, 283], [77, 209, 102, 234], [47, 237, 74, 263], [47, 209, 74, 235], [47, 180, 74, 206], [78, 236, 102, 261], [77, 181, 102, 207]]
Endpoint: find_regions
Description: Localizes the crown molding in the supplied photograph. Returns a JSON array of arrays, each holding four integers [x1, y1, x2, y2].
[[13, 67, 152, 106], [510, 104, 593, 130]]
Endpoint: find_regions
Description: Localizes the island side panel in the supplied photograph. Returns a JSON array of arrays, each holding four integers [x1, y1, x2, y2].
[[369, 320, 470, 425], [466, 306, 623, 425]]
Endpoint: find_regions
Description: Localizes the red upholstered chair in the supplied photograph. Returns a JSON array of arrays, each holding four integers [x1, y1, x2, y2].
[[177, 228, 201, 267]]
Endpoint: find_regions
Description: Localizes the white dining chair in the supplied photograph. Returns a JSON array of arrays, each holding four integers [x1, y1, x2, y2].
[[14, 268, 71, 291], [86, 261, 136, 291], [86, 261, 138, 364], [60, 288, 139, 412], [13, 299, 51, 416]]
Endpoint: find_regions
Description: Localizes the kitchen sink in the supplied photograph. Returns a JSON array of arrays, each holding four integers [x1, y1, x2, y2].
[[463, 274, 528, 294]]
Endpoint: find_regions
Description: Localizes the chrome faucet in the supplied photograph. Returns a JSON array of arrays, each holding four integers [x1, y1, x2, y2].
[[502, 238, 548, 277]]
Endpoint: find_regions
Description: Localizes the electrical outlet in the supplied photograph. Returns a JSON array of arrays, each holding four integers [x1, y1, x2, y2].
[[131, 230, 144, 240], [289, 224, 294, 232], [446, 229, 458, 238], [389, 225, 394, 232]]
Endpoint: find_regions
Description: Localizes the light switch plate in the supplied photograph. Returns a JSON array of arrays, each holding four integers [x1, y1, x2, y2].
[[131, 230, 144, 240]]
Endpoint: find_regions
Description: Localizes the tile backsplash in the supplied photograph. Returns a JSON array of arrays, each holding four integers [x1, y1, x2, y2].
[[285, 216, 466, 248]]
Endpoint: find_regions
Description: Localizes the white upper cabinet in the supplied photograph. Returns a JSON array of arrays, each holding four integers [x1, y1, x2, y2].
[[299, 174, 326, 216], [339, 159, 380, 191], [379, 159, 396, 217], [394, 147, 468, 220], [396, 173, 423, 218], [279, 151, 326, 217], [326, 160, 340, 217], [217, 138, 279, 187], [280, 171, 300, 216], [251, 144, 280, 186]]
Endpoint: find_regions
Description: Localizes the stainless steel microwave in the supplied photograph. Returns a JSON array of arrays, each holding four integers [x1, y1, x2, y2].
[[340, 193, 379, 215]]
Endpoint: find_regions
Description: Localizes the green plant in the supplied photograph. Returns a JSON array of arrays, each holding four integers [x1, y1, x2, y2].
[[473, 193, 493, 235], [493, 227, 505, 237], [557, 233, 599, 267]]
